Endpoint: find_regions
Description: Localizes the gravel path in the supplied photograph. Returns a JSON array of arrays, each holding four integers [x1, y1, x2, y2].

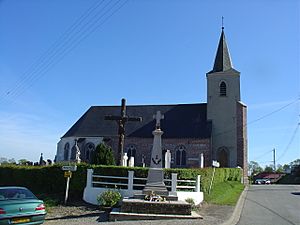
[[44, 203, 233, 225]]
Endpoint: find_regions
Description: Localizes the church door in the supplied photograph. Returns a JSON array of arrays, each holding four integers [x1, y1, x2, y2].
[[218, 147, 229, 167]]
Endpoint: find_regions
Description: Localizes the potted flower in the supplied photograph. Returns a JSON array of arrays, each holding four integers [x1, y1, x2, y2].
[[97, 189, 122, 212]]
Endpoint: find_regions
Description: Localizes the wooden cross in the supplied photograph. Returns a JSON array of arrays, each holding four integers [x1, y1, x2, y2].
[[105, 98, 142, 166], [153, 111, 164, 129]]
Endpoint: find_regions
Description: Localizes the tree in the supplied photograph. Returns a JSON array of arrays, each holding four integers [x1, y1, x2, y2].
[[0, 157, 16, 165], [290, 159, 300, 166], [18, 159, 28, 165], [264, 165, 274, 173], [8, 158, 16, 164], [248, 161, 263, 175], [283, 164, 290, 171], [91, 143, 115, 165], [0, 157, 8, 165], [276, 164, 284, 173]]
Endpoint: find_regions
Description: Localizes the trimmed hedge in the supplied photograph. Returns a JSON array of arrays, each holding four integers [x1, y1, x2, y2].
[[0, 163, 241, 198]]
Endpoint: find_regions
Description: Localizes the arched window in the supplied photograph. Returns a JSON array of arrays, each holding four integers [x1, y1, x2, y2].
[[64, 143, 70, 161], [175, 145, 186, 167], [217, 147, 229, 167], [84, 142, 95, 162], [220, 81, 227, 96], [126, 145, 136, 159], [70, 146, 76, 160]]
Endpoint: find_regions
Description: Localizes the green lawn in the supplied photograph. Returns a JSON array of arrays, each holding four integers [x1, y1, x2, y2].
[[205, 181, 244, 205]]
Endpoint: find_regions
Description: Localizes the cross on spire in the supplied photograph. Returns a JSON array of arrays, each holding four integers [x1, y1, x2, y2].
[[153, 111, 164, 129], [104, 98, 142, 166], [222, 16, 224, 30]]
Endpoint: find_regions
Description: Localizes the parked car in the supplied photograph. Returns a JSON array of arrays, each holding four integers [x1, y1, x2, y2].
[[264, 179, 271, 184], [0, 186, 46, 224], [255, 179, 271, 185]]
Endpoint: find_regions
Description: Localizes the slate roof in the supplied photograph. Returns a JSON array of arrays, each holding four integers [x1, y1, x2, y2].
[[208, 29, 233, 74], [62, 103, 211, 139]]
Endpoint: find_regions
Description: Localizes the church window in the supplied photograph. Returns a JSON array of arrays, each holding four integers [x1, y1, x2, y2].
[[70, 145, 77, 160], [217, 147, 229, 167], [84, 142, 95, 162], [126, 144, 137, 159], [175, 145, 186, 166], [64, 143, 70, 161], [220, 81, 227, 96]]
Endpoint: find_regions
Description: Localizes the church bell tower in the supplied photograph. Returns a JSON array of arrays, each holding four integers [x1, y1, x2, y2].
[[206, 28, 241, 168]]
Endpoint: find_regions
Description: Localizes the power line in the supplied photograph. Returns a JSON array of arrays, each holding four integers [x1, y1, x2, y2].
[[0, 0, 107, 102], [247, 98, 300, 126], [277, 122, 300, 162], [252, 149, 273, 161], [214, 98, 300, 138], [0, 0, 129, 105], [11, 0, 127, 101]]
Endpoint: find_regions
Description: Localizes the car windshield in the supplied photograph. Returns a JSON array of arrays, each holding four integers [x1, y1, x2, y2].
[[0, 188, 37, 200]]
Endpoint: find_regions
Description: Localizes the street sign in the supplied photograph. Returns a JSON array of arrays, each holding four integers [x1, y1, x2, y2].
[[64, 171, 72, 178], [62, 165, 77, 171], [212, 160, 220, 168]]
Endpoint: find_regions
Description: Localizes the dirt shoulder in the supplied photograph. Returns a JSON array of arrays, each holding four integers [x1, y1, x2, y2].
[[44, 200, 234, 225]]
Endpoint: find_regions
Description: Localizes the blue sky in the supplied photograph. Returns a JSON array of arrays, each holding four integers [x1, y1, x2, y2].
[[0, 0, 299, 167]]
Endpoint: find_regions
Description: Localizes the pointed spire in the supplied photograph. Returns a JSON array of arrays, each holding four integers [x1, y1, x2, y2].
[[212, 28, 233, 73]]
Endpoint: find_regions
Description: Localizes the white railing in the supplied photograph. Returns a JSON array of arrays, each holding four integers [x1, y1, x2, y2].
[[89, 170, 201, 193], [83, 169, 203, 205]]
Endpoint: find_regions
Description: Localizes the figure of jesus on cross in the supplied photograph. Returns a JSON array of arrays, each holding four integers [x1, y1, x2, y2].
[[105, 98, 142, 166]]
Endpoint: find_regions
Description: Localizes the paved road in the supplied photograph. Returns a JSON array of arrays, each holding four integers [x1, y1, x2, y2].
[[44, 204, 233, 225], [237, 185, 300, 225]]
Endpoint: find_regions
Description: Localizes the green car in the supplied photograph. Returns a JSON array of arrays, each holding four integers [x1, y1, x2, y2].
[[0, 187, 46, 224]]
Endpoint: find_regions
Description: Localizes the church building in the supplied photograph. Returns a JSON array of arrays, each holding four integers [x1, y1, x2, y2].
[[55, 29, 248, 177]]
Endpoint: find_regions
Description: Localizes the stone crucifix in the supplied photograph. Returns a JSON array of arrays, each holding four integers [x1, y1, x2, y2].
[[143, 110, 168, 196], [104, 98, 142, 166]]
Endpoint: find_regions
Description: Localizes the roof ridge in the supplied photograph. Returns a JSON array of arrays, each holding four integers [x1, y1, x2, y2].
[[90, 102, 207, 107]]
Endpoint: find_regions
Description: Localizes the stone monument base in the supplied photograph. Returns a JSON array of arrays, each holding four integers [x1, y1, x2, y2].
[[109, 198, 202, 221], [121, 198, 191, 215]]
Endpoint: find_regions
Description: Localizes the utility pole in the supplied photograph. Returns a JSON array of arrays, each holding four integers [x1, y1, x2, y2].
[[273, 148, 276, 172]]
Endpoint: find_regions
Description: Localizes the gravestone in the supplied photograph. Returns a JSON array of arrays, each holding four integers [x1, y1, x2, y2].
[[200, 153, 204, 168], [122, 153, 128, 167], [165, 150, 171, 169], [141, 155, 145, 168], [39, 153, 46, 166], [128, 156, 134, 167]]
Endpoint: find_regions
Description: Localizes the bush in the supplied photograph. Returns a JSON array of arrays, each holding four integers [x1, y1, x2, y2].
[[91, 143, 115, 166], [0, 164, 242, 199], [97, 190, 121, 207]]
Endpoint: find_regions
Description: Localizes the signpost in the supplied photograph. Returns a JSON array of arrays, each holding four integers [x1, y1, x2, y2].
[[209, 160, 220, 194], [62, 165, 77, 171], [212, 160, 220, 168], [62, 165, 77, 204]]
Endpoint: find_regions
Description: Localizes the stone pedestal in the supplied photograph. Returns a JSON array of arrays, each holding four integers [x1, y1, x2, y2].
[[142, 128, 168, 196], [121, 199, 191, 215]]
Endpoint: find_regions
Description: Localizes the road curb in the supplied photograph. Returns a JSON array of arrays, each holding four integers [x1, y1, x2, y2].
[[220, 185, 249, 225]]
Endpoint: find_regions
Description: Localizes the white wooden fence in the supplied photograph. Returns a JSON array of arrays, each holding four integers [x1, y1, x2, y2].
[[83, 169, 203, 205]]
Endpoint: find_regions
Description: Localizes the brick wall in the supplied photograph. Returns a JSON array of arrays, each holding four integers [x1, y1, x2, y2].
[[236, 102, 248, 179], [108, 136, 211, 168]]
